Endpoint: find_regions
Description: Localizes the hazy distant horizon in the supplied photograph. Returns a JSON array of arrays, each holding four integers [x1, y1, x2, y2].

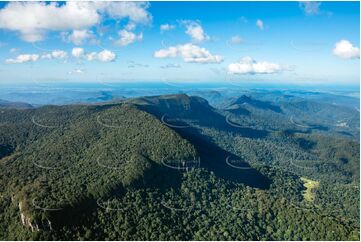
[[0, 81, 359, 106]]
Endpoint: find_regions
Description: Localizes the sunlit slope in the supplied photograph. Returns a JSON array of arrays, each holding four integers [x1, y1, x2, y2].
[[0, 94, 359, 240], [0, 103, 197, 233]]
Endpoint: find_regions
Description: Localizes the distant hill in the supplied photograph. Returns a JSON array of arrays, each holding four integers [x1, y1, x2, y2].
[[229, 95, 283, 113], [220, 93, 359, 139], [128, 94, 229, 128], [0, 99, 32, 109]]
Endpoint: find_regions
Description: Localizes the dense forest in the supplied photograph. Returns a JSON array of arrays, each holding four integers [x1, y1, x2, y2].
[[0, 93, 359, 240]]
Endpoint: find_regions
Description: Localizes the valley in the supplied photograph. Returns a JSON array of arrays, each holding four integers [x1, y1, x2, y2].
[[0, 89, 359, 240]]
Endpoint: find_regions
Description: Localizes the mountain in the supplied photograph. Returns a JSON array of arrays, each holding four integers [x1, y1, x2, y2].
[[186, 90, 223, 106], [0, 102, 197, 234], [220, 93, 359, 139], [85, 91, 115, 103], [0, 94, 359, 240], [228, 95, 283, 113], [0, 99, 32, 109], [128, 94, 215, 117]]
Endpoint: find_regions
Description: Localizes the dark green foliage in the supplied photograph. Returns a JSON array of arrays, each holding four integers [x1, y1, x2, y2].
[[0, 94, 359, 240]]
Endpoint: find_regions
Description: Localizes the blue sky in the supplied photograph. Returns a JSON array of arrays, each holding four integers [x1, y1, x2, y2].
[[0, 1, 359, 86]]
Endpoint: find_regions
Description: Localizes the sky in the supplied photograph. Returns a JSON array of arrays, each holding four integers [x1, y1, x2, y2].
[[0, 1, 359, 86]]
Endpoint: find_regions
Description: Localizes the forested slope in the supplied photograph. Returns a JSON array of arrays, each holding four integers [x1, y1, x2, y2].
[[0, 94, 359, 240]]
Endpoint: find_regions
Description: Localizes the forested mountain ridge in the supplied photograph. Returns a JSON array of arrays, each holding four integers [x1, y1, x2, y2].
[[0, 94, 359, 240], [0, 102, 197, 238], [0, 99, 33, 109], [217, 94, 359, 139]]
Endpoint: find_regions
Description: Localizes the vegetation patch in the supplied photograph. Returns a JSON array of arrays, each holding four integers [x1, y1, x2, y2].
[[300, 177, 320, 202]]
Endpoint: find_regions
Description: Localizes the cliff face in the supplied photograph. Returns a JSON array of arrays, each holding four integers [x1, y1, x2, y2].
[[19, 201, 38, 232], [18, 201, 52, 232]]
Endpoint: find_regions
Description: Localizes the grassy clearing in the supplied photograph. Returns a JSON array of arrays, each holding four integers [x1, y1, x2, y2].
[[300, 177, 320, 202]]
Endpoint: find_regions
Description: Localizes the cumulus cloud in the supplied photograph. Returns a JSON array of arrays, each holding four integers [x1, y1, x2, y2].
[[41, 50, 67, 59], [115, 30, 143, 46], [228, 56, 283, 74], [5, 54, 39, 64], [0, 2, 99, 42], [71, 47, 85, 58], [124, 22, 136, 31], [256, 19, 264, 30], [160, 24, 175, 32], [299, 1, 321, 15], [229, 35, 242, 45], [64, 29, 96, 45], [6, 49, 67, 63], [0, 1, 152, 42], [84, 52, 97, 61], [333, 40, 360, 59], [299, 2, 332, 16], [154, 43, 223, 64], [71, 47, 116, 62], [99, 1, 152, 25], [181, 20, 209, 42], [52, 50, 67, 59], [96, 50, 116, 62]]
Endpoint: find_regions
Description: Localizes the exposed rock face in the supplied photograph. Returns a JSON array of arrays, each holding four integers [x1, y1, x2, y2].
[[20, 212, 39, 232], [18, 201, 53, 232], [19, 202, 40, 232], [47, 220, 53, 231]]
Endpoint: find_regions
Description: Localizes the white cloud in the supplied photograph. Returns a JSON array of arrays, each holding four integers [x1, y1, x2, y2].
[[41, 53, 52, 59], [160, 24, 175, 32], [0, 2, 99, 42], [115, 30, 143, 46], [51, 50, 67, 59], [333, 40, 360, 59], [256, 19, 264, 30], [228, 56, 283, 74], [154, 43, 223, 64], [125, 22, 136, 31], [98, 1, 152, 25], [5, 54, 39, 64], [0, 1, 151, 42], [155, 46, 178, 58], [299, 2, 332, 16], [71, 47, 116, 62], [41, 50, 67, 59], [299, 1, 321, 15], [6, 49, 67, 63], [65, 29, 96, 45], [72, 47, 85, 58], [182, 20, 209, 42], [97, 50, 116, 62], [229, 35, 242, 45], [84, 52, 97, 61]]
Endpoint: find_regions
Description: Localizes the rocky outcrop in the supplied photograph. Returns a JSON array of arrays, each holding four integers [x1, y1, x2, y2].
[[20, 212, 39, 232], [18, 201, 53, 232], [19, 202, 40, 232]]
